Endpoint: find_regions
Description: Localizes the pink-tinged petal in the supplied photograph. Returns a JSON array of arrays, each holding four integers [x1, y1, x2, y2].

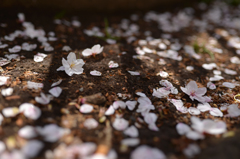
[[203, 119, 226, 135], [80, 104, 93, 113], [186, 130, 205, 140], [67, 52, 76, 64], [84, 118, 98, 129], [186, 81, 198, 92], [188, 107, 201, 115], [194, 95, 207, 103], [18, 125, 37, 139], [196, 87, 207, 96], [112, 118, 129, 131], [126, 101, 137, 111], [113, 101, 126, 109], [148, 123, 159, 131], [176, 123, 191, 135], [121, 138, 140, 147], [82, 48, 93, 56], [226, 104, 240, 117], [191, 116, 204, 133], [22, 140, 44, 158], [19, 103, 41, 120], [49, 87, 62, 97], [209, 108, 223, 117], [197, 103, 211, 112], [124, 125, 139, 137], [130, 145, 166, 159], [105, 105, 115, 116], [144, 113, 157, 124]]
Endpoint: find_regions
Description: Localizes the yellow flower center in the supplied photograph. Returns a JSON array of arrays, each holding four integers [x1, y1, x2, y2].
[[70, 63, 75, 68]]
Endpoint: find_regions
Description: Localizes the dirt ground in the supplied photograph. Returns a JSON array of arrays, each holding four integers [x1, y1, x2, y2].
[[1, 1, 240, 159]]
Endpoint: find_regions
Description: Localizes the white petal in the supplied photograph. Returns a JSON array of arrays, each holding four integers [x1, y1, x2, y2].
[[148, 123, 159, 131], [144, 113, 157, 124], [1, 88, 13, 96], [126, 101, 137, 111], [186, 130, 205, 140], [113, 118, 129, 131], [113, 101, 126, 109], [131, 145, 166, 159], [34, 53, 47, 62], [183, 144, 201, 158], [188, 107, 201, 115], [35, 92, 51, 105], [0, 76, 9, 86], [0, 141, 6, 154], [2, 107, 19, 117], [124, 125, 139, 137], [56, 66, 65, 71], [209, 108, 223, 117], [121, 138, 140, 147], [22, 140, 44, 158], [135, 92, 146, 97], [84, 118, 98, 129], [203, 119, 226, 135], [18, 125, 37, 139], [108, 61, 119, 68], [19, 103, 41, 120], [222, 82, 235, 89], [105, 105, 115, 116], [49, 87, 62, 97], [128, 71, 140, 75], [197, 103, 211, 112], [80, 104, 93, 113], [82, 48, 93, 56], [51, 79, 62, 87], [176, 123, 191, 135], [90, 70, 102, 76], [224, 68, 237, 75], [27, 81, 43, 89]]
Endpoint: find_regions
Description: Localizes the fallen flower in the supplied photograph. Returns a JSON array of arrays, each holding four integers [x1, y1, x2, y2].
[[82, 44, 104, 57], [180, 81, 207, 103], [62, 52, 85, 76]]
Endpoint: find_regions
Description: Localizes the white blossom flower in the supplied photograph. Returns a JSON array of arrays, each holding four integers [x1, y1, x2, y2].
[[181, 81, 207, 103], [82, 44, 103, 57], [62, 52, 85, 76]]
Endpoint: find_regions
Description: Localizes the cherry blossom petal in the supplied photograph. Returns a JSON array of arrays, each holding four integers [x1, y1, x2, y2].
[[27, 81, 43, 89], [84, 118, 98, 129], [148, 123, 159, 131], [121, 138, 140, 147], [82, 49, 93, 56], [22, 140, 44, 158], [203, 119, 226, 135], [0, 76, 9, 86], [226, 104, 240, 117], [126, 101, 137, 111], [105, 105, 115, 116], [188, 107, 201, 115], [90, 70, 102, 76], [207, 82, 216, 90], [144, 113, 157, 124], [113, 118, 129, 131], [209, 108, 223, 117], [128, 71, 140, 75], [135, 92, 146, 97], [197, 103, 211, 112], [183, 144, 201, 158], [18, 125, 38, 139], [186, 130, 205, 140], [222, 82, 235, 89], [2, 107, 19, 117], [131, 145, 166, 159], [34, 53, 47, 62], [49, 87, 62, 97], [80, 104, 93, 113], [1, 88, 13, 96], [124, 125, 139, 137], [51, 79, 62, 87], [0, 141, 6, 154], [113, 101, 126, 109], [19, 103, 41, 120], [35, 92, 51, 105], [108, 61, 119, 68], [176, 123, 191, 135]]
